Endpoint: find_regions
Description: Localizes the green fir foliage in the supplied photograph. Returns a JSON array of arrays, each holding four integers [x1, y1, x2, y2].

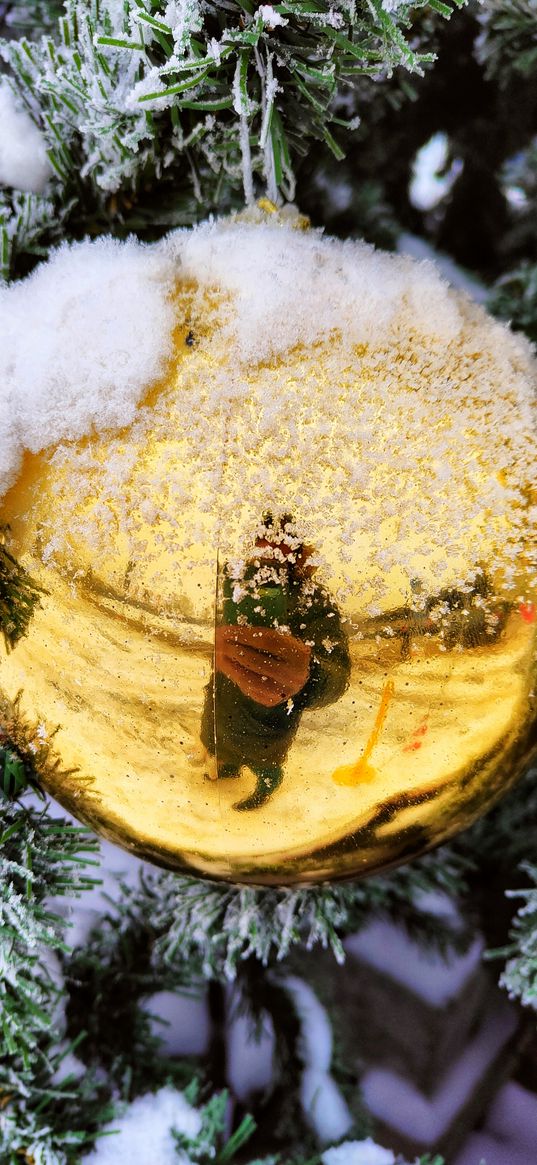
[[0, 790, 99, 1072], [173, 1089, 273, 1164], [0, 534, 43, 650], [0, 743, 27, 798], [488, 261, 537, 341], [64, 894, 201, 1094], [496, 863, 537, 1011], [0, 784, 107, 1163], [0, 0, 464, 280], [476, 0, 537, 84], [65, 847, 471, 988]]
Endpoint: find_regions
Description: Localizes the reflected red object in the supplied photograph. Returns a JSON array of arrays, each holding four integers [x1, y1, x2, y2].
[[403, 720, 429, 753]]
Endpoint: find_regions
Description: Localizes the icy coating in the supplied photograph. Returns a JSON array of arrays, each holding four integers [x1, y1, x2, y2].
[[8, 214, 535, 613]]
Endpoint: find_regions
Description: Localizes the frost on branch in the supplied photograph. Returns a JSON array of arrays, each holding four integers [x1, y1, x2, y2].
[[83, 847, 471, 984], [0, 0, 465, 279], [498, 863, 537, 1012], [0, 790, 99, 1070]]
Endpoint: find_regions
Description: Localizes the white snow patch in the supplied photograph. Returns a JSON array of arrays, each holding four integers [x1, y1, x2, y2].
[[82, 1086, 202, 1164], [1, 213, 535, 611], [0, 79, 52, 193], [361, 997, 518, 1145], [0, 236, 177, 495], [322, 1139, 395, 1165], [0, 215, 465, 497], [409, 132, 462, 213], [143, 990, 211, 1057], [169, 216, 464, 364], [283, 975, 353, 1144], [344, 920, 483, 1007], [258, 5, 288, 27], [485, 1080, 537, 1152], [453, 1131, 534, 1165], [225, 986, 276, 1100]]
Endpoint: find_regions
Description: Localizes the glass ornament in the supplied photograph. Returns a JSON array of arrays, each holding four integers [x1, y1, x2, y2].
[[1, 216, 536, 885]]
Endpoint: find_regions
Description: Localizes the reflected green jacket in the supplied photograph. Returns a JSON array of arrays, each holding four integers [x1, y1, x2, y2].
[[200, 579, 351, 770]]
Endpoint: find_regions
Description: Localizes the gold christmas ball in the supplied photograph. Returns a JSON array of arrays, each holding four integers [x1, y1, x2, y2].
[[1, 212, 536, 884]]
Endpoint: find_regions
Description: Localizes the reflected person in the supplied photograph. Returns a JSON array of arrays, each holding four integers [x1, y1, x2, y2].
[[200, 515, 351, 811]]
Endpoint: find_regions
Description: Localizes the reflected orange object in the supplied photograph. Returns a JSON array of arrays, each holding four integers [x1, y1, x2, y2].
[[332, 679, 396, 786]]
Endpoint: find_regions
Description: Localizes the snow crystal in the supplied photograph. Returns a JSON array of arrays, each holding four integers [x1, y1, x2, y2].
[[0, 79, 52, 193], [321, 1140, 395, 1165], [82, 1086, 202, 1164]]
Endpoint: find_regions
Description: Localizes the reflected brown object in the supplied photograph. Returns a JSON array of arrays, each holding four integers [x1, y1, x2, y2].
[[215, 624, 312, 708], [0, 249, 536, 884]]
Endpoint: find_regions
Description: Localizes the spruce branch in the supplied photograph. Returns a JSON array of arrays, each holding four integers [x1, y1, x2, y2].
[[0, 1069, 114, 1165], [491, 862, 537, 1011], [458, 763, 537, 872], [0, 782, 107, 1163], [488, 261, 537, 343], [0, 530, 44, 650], [0, 0, 466, 279], [72, 847, 471, 990], [476, 0, 537, 85], [0, 690, 78, 794], [64, 894, 201, 1095], [0, 188, 71, 283], [173, 1089, 275, 1164], [0, 790, 99, 1074]]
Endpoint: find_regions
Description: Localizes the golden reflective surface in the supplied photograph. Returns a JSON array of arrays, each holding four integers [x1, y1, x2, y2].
[[1, 273, 536, 885]]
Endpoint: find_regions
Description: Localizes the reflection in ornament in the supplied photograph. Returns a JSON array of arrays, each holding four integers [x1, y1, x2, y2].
[[402, 718, 429, 754], [0, 217, 536, 884], [200, 514, 351, 810], [0, 528, 43, 651], [332, 678, 395, 787]]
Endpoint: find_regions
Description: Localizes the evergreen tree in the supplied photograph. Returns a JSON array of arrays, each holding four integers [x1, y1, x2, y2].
[[2, 1, 537, 1161]]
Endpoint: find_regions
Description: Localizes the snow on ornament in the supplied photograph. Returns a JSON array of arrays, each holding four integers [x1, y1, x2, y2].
[[0, 207, 536, 885]]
